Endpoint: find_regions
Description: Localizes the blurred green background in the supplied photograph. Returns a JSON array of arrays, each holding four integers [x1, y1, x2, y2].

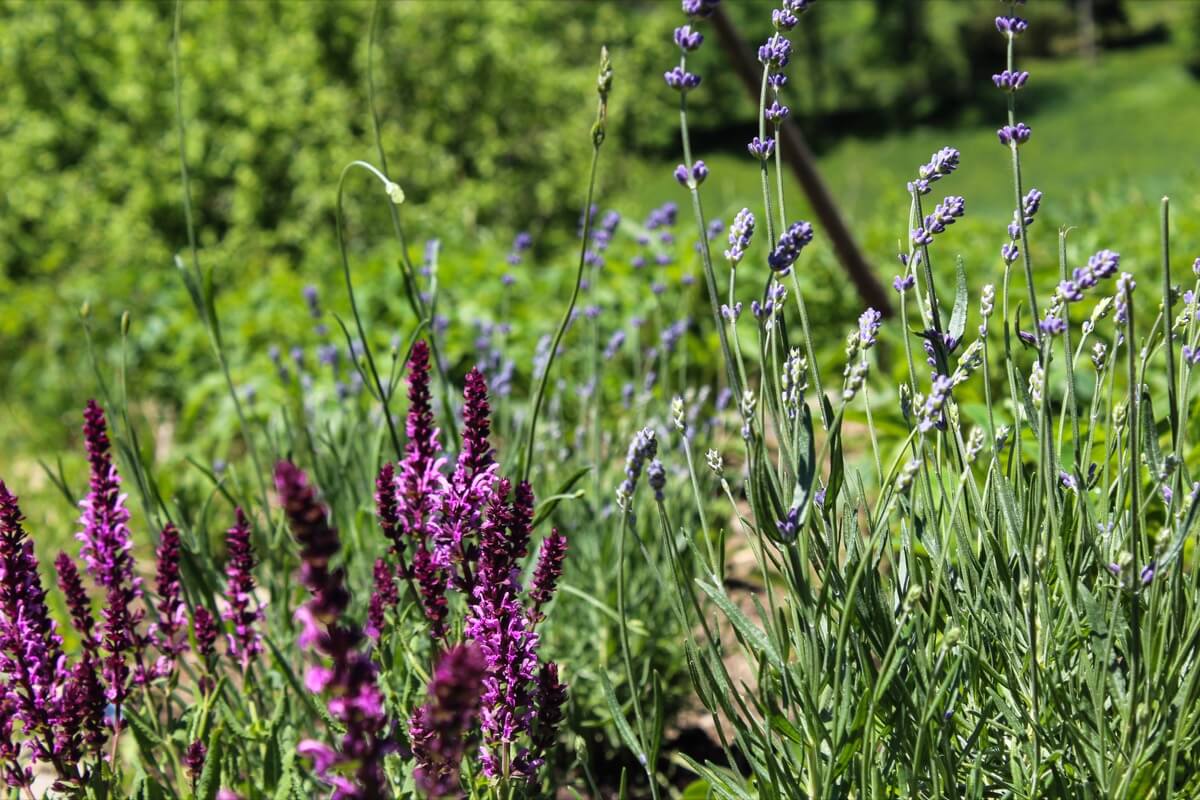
[[3, 0, 1200, 537]]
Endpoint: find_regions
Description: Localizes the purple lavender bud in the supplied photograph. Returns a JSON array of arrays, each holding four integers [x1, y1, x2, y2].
[[773, 7, 799, 30], [1193, 257, 1200, 277], [725, 208, 755, 265], [767, 71, 788, 89], [992, 69, 1030, 91], [768, 220, 814, 272], [222, 509, 262, 673], [765, 100, 790, 123], [303, 284, 321, 318], [923, 195, 965, 235], [996, 14, 1029, 37], [776, 505, 802, 542], [911, 147, 960, 195], [1141, 562, 1156, 585], [1060, 472, 1078, 491], [617, 428, 658, 511], [674, 24, 703, 51], [674, 164, 690, 185], [528, 529, 568, 623], [631, 254, 646, 269], [1115, 272, 1136, 324], [1001, 242, 1019, 264], [664, 66, 702, 92], [858, 308, 883, 349], [1182, 345, 1200, 366], [721, 302, 743, 321], [1088, 249, 1120, 280], [747, 136, 776, 160], [1163, 485, 1174, 505], [758, 33, 792, 68], [918, 373, 955, 433], [911, 227, 934, 247], [652, 281, 667, 296], [409, 643, 486, 796], [997, 123, 1032, 146], [682, 0, 719, 18], [647, 459, 667, 501], [692, 160, 708, 184], [604, 330, 626, 361], [893, 274, 915, 293]]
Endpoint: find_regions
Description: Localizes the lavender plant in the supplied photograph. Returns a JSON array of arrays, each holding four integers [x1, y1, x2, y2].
[[598, 0, 1200, 797]]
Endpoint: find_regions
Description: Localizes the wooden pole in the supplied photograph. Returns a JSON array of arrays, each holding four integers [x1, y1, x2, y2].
[[710, 5, 893, 317]]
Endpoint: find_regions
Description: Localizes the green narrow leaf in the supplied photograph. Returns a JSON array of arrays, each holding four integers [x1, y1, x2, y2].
[[1140, 387, 1162, 477], [532, 466, 591, 530], [599, 670, 645, 765], [949, 255, 969, 344], [696, 578, 784, 671]]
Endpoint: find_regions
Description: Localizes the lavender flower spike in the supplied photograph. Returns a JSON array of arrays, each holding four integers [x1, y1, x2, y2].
[[617, 428, 658, 512], [725, 208, 755, 266], [768, 221, 815, 273]]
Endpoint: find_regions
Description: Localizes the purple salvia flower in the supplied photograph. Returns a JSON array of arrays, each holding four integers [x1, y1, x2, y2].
[[528, 530, 568, 625], [530, 662, 567, 765], [222, 509, 262, 673], [277, 462, 392, 800], [185, 740, 207, 787], [193, 605, 219, 661], [0, 482, 65, 768], [467, 480, 542, 780], [151, 523, 187, 675], [398, 341, 448, 551], [60, 654, 106, 757], [375, 462, 402, 556], [54, 552, 96, 652], [0, 697, 31, 789], [78, 400, 144, 707], [365, 559, 398, 641], [409, 643, 487, 797], [767, 220, 814, 273]]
